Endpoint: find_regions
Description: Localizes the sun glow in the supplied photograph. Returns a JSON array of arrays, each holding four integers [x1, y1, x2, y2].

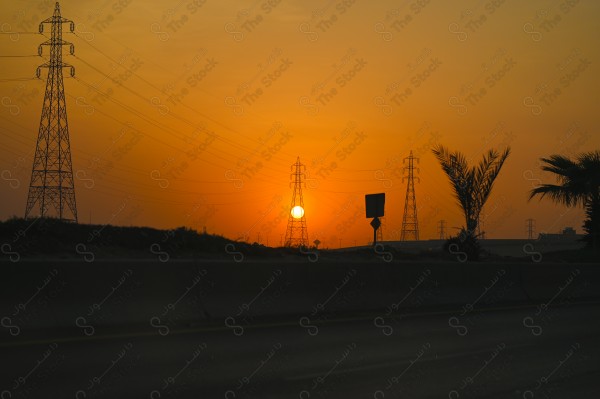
[[291, 205, 304, 219]]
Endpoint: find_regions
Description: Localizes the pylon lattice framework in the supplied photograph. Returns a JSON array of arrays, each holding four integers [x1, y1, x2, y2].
[[526, 218, 536, 240], [401, 150, 419, 241], [25, 2, 78, 222], [438, 219, 446, 240], [284, 157, 308, 247]]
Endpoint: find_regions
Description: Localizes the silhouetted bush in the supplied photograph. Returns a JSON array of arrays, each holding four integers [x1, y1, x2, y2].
[[443, 229, 482, 261]]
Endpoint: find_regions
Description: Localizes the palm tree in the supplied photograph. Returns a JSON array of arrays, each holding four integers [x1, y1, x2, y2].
[[432, 145, 511, 259], [529, 151, 600, 249]]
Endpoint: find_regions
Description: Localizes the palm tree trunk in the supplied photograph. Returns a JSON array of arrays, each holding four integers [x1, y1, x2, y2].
[[584, 194, 600, 249], [466, 216, 478, 238]]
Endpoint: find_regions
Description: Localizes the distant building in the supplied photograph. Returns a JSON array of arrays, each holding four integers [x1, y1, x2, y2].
[[538, 227, 583, 242]]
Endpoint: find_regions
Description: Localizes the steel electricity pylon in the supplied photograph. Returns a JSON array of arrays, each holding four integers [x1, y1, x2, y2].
[[284, 157, 308, 247], [401, 150, 419, 241], [526, 218, 536, 240], [438, 219, 447, 240], [25, 2, 78, 222]]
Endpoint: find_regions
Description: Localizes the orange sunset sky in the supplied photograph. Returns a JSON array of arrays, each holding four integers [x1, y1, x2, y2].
[[1, 0, 599, 248]]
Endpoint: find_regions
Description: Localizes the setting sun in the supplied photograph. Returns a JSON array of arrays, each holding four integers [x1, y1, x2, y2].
[[291, 206, 304, 219]]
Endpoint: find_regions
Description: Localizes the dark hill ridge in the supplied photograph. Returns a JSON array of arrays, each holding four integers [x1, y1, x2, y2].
[[1, 218, 596, 262], [0, 217, 278, 260], [0, 217, 396, 261]]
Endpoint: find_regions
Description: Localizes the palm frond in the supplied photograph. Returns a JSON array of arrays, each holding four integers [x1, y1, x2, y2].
[[577, 151, 600, 191], [531, 150, 600, 249], [539, 155, 579, 184], [576, 150, 600, 166], [474, 147, 511, 212], [432, 145, 472, 216], [432, 144, 510, 234], [529, 184, 580, 207], [530, 152, 596, 207]]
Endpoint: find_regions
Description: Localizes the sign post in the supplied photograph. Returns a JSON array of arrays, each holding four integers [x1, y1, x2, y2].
[[365, 193, 385, 246]]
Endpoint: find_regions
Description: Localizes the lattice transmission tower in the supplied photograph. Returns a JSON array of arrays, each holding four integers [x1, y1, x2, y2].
[[437, 219, 447, 240], [25, 2, 78, 222], [401, 151, 419, 241], [284, 157, 308, 247], [526, 218, 536, 239]]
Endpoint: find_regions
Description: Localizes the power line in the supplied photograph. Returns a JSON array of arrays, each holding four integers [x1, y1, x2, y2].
[[63, 86, 291, 193], [0, 78, 38, 82], [71, 74, 288, 179], [69, 31, 423, 189], [70, 32, 296, 168], [70, 30, 297, 163], [68, 76, 295, 189]]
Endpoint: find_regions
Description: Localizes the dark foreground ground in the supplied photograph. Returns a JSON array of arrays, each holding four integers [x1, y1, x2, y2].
[[1, 258, 599, 398], [1, 301, 599, 398]]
